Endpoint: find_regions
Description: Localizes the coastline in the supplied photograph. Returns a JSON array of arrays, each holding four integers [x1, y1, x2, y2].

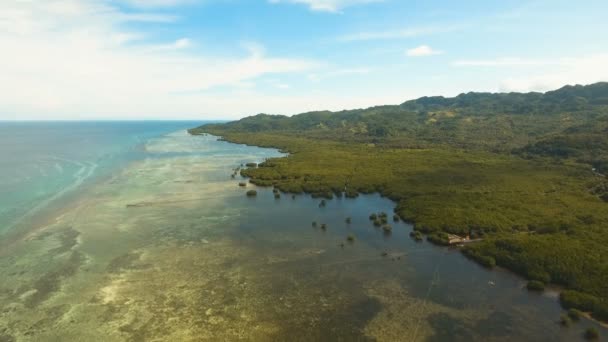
[[189, 129, 608, 325], [1, 128, 605, 340]]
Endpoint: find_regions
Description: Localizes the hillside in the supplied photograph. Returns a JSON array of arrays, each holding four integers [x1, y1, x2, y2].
[[197, 82, 608, 152], [190, 82, 608, 321]]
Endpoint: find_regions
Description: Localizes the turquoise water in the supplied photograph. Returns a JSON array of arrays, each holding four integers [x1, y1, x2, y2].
[[0, 121, 205, 235]]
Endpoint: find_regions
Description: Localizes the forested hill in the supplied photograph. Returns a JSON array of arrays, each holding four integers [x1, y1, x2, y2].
[[196, 82, 606, 143], [194, 82, 608, 171]]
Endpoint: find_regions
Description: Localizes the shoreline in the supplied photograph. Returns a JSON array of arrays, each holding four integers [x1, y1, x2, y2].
[[190, 129, 608, 326], [1, 128, 605, 340]]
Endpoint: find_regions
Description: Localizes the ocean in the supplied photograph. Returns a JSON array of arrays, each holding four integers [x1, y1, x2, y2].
[[0, 121, 205, 235]]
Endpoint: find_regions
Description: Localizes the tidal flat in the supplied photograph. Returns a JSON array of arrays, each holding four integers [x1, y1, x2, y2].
[[0, 131, 605, 341]]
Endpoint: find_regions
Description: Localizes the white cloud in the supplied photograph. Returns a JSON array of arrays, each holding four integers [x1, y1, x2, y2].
[[497, 54, 608, 92], [406, 45, 443, 57], [149, 37, 192, 51], [268, 0, 381, 13], [307, 67, 372, 82], [448, 54, 608, 92], [121, 0, 196, 8], [452, 57, 557, 67], [0, 0, 318, 120], [339, 25, 461, 42]]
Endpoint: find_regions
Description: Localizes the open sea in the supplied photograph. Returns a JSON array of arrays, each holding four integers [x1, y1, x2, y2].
[[0, 121, 204, 235]]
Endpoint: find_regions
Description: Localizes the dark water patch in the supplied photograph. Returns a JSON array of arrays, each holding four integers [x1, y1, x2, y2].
[[27, 304, 71, 337], [427, 312, 476, 342], [47, 227, 80, 255], [276, 297, 381, 342], [118, 315, 163, 342], [25, 251, 85, 308], [473, 311, 516, 338], [0, 328, 16, 342], [106, 252, 144, 273]]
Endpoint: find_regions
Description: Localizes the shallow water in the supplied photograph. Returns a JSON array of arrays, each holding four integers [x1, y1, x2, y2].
[[0, 121, 203, 236], [0, 129, 605, 341]]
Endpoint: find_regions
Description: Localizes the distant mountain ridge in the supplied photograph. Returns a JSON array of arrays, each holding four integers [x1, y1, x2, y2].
[[195, 82, 608, 171]]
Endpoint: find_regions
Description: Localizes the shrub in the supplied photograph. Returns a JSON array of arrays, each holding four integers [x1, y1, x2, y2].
[[245, 162, 258, 168], [345, 217, 352, 224], [373, 219, 382, 227], [584, 327, 599, 340], [559, 314, 571, 327], [527, 270, 551, 284], [527, 280, 545, 292], [462, 248, 496, 268], [239, 182, 247, 187], [369, 213, 377, 220], [347, 235, 355, 242], [274, 193, 281, 199], [345, 190, 358, 198], [321, 224, 327, 230], [246, 190, 257, 197], [427, 232, 450, 246], [382, 225, 392, 232], [319, 200, 327, 208], [410, 231, 423, 241], [312, 221, 317, 227], [393, 214, 400, 222], [567, 308, 582, 321], [560, 290, 600, 313]]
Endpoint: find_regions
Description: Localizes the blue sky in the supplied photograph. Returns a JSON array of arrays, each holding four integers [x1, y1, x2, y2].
[[1, 0, 607, 120]]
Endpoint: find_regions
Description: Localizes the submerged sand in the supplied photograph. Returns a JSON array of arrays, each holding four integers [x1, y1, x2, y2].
[[0, 132, 598, 341]]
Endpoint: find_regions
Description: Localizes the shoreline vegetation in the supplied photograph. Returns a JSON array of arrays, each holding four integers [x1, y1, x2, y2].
[[189, 82, 608, 323]]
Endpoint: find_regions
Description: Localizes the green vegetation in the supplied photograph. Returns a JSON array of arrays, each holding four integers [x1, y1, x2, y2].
[[462, 246, 497, 268], [312, 221, 317, 227], [584, 327, 599, 340], [427, 232, 450, 246], [560, 290, 608, 322], [246, 190, 257, 197], [345, 217, 352, 224], [527, 280, 545, 292], [238, 182, 247, 187], [274, 193, 281, 199], [410, 231, 424, 241], [245, 162, 258, 168], [320, 224, 327, 230], [559, 314, 572, 327], [347, 235, 355, 242], [568, 308, 582, 321], [190, 82, 608, 322]]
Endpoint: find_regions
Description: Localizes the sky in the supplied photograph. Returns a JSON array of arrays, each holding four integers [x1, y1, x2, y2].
[[1, 0, 607, 120]]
